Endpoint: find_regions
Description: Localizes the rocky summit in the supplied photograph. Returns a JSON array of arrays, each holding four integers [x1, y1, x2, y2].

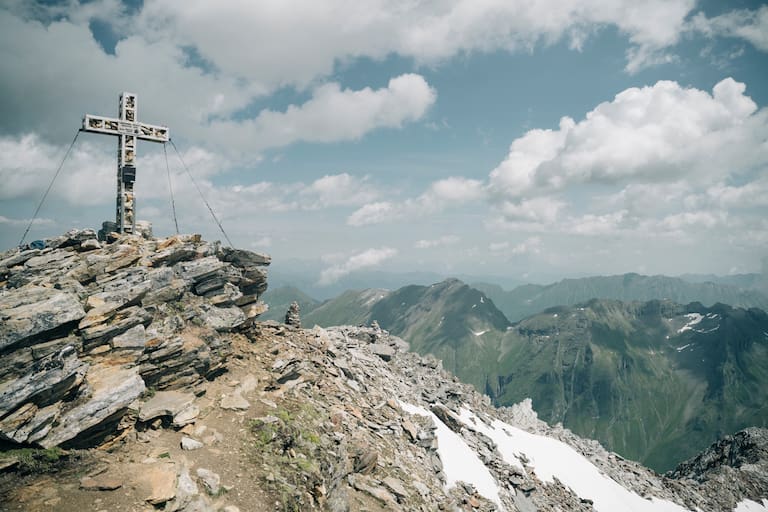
[[0, 231, 767, 512], [0, 228, 269, 450]]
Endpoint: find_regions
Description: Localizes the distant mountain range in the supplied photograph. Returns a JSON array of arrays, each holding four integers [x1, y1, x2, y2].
[[261, 274, 768, 472], [473, 272, 768, 321]]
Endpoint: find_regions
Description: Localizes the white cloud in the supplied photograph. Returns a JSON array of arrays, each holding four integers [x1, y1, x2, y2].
[[299, 173, 380, 209], [423, 177, 485, 205], [566, 211, 630, 236], [0, 9, 436, 156], [207, 74, 436, 151], [347, 177, 484, 226], [689, 6, 768, 52], [488, 241, 510, 252], [3, 0, 748, 152], [415, 235, 460, 249], [347, 201, 398, 227], [510, 236, 543, 255], [498, 197, 564, 225], [0, 215, 54, 226], [134, 0, 698, 85], [489, 78, 763, 200], [318, 247, 397, 285], [485, 77, 768, 238]]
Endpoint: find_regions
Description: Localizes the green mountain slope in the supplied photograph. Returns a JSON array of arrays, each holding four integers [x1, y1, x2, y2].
[[474, 273, 768, 322], [491, 300, 768, 472], [304, 288, 390, 327], [368, 279, 511, 387]]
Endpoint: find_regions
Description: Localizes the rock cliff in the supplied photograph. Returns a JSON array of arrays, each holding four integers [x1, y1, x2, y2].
[[0, 229, 269, 449]]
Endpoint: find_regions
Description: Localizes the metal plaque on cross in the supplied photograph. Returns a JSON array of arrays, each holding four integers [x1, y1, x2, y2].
[[82, 92, 169, 234]]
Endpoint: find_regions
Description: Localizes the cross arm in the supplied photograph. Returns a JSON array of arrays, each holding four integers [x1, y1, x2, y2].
[[83, 114, 169, 143]]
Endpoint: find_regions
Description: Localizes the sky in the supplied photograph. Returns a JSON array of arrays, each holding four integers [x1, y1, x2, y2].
[[1, 0, 767, 288]]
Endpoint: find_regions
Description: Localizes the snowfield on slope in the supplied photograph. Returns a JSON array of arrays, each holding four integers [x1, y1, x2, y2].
[[400, 402, 503, 508], [736, 499, 768, 512], [457, 408, 691, 512]]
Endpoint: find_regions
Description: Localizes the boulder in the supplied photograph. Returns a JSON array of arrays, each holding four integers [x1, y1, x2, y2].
[[218, 247, 271, 267], [370, 343, 396, 361], [139, 391, 196, 423]]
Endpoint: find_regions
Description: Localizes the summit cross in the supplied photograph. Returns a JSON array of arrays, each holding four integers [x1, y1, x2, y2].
[[82, 92, 169, 234]]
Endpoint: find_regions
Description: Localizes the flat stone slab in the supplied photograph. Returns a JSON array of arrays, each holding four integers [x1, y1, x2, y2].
[[370, 343, 396, 361], [180, 436, 204, 450], [141, 462, 177, 505], [139, 391, 195, 423], [80, 474, 123, 491], [220, 392, 250, 411]]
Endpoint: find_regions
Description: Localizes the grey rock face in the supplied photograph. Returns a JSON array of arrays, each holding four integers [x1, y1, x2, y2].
[[0, 345, 87, 418], [39, 364, 145, 448], [0, 228, 270, 449], [0, 286, 86, 351]]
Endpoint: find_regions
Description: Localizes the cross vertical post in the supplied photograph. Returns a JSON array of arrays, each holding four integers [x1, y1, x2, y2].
[[82, 92, 169, 234]]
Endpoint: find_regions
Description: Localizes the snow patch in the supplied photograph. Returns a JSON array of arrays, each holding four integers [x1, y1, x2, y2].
[[361, 290, 387, 306], [473, 330, 488, 337], [735, 499, 768, 512], [676, 344, 692, 352], [457, 408, 689, 512], [472, 304, 477, 309], [677, 313, 704, 333], [480, 296, 485, 303], [552, 313, 558, 318], [400, 402, 503, 508]]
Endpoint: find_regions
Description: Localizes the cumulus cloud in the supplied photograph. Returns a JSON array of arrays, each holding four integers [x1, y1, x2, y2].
[[5, 0, 763, 150], [318, 247, 397, 285], [489, 78, 761, 199], [132, 0, 699, 87], [486, 77, 768, 236], [208, 74, 436, 151], [0, 9, 436, 155], [414, 235, 460, 249]]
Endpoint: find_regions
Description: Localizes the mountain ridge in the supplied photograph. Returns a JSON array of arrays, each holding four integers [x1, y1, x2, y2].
[[295, 278, 768, 472], [473, 272, 768, 322]]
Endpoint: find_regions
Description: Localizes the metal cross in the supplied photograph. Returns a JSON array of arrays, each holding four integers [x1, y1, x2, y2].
[[82, 92, 169, 234]]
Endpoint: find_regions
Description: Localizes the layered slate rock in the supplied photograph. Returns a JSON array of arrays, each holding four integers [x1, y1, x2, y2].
[[0, 286, 85, 351], [0, 229, 270, 448]]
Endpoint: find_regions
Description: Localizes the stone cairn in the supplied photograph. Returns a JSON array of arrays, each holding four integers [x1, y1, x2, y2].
[[284, 300, 301, 328], [0, 229, 269, 449]]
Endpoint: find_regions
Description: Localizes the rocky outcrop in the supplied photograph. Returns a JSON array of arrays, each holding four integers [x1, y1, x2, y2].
[[0, 229, 269, 449], [666, 428, 768, 510]]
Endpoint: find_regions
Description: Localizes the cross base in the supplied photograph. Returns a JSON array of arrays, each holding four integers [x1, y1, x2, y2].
[[98, 220, 154, 242]]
